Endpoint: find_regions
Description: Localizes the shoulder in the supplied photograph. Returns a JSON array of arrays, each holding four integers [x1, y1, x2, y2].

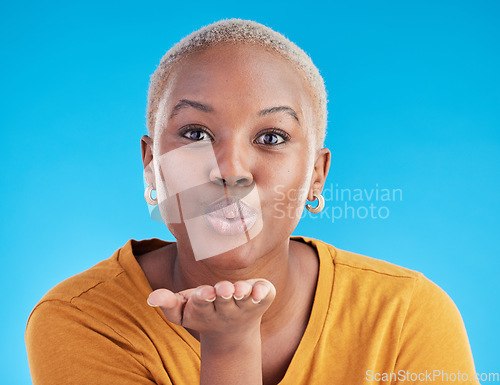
[[31, 238, 170, 308], [32, 244, 126, 307], [321, 239, 421, 280], [294, 235, 422, 281], [26, 238, 167, 333], [305, 236, 467, 340], [295, 235, 454, 315], [292, 236, 477, 375], [324, 241, 454, 310], [25, 239, 165, 376], [26, 242, 129, 343]]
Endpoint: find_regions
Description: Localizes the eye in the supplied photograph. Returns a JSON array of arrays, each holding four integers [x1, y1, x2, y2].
[[255, 128, 291, 146], [179, 125, 213, 142]]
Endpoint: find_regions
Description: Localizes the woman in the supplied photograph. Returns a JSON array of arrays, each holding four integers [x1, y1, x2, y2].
[[26, 19, 478, 384]]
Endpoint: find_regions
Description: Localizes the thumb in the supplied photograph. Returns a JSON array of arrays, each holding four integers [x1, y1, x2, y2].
[[147, 288, 190, 325]]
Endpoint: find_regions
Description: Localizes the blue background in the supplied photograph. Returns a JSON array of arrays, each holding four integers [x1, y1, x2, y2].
[[1, 0, 498, 383]]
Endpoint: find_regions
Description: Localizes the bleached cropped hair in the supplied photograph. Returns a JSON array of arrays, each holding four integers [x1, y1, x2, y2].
[[147, 19, 328, 148]]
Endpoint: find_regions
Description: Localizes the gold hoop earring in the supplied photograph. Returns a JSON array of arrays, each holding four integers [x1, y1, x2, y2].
[[144, 185, 158, 206], [306, 193, 325, 213]]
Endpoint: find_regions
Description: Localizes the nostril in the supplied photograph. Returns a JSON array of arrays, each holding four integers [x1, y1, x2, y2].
[[214, 176, 226, 186], [236, 177, 252, 187]]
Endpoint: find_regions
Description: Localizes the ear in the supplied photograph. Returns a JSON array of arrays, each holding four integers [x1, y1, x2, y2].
[[141, 135, 156, 187], [307, 148, 331, 201]]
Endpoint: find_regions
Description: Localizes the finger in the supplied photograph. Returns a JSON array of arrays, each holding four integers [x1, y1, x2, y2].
[[232, 280, 254, 310], [248, 279, 276, 304], [148, 288, 181, 308], [233, 280, 253, 301], [147, 288, 186, 325], [190, 285, 217, 305], [214, 281, 235, 300], [212, 281, 236, 312]]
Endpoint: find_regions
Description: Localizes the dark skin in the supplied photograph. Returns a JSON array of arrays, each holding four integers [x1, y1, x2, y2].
[[140, 43, 331, 385]]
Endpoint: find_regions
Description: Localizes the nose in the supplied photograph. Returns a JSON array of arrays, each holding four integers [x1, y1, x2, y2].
[[209, 141, 254, 188]]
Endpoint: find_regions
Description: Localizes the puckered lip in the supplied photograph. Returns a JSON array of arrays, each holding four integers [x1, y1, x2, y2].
[[203, 196, 259, 219]]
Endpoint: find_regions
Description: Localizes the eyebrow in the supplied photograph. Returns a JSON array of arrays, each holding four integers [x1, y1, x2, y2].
[[259, 106, 299, 123], [169, 99, 214, 119], [169, 99, 299, 123]]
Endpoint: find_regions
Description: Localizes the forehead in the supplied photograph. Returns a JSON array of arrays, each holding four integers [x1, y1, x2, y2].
[[158, 43, 315, 125]]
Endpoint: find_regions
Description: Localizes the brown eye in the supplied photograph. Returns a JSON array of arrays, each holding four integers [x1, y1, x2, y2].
[[261, 133, 280, 145], [255, 129, 290, 146], [180, 125, 213, 142], [186, 130, 208, 141]]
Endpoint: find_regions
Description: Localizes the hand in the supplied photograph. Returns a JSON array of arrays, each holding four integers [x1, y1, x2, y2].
[[147, 279, 276, 338]]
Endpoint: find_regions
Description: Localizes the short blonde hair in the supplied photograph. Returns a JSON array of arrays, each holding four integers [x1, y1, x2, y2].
[[147, 19, 328, 147]]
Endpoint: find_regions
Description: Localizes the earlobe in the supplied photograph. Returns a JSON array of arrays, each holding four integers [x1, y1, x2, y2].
[[141, 135, 156, 187]]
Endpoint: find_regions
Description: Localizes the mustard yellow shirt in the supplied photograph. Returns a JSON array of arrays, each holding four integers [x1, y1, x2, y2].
[[25, 236, 478, 384]]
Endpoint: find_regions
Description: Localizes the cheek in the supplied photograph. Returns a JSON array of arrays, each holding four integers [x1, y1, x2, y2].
[[266, 183, 309, 223], [153, 142, 217, 222], [155, 188, 182, 228], [261, 161, 313, 226]]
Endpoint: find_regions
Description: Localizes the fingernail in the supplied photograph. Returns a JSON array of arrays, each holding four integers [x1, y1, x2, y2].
[[251, 298, 261, 304], [204, 296, 216, 302], [221, 294, 233, 300], [147, 297, 159, 307], [233, 294, 244, 300]]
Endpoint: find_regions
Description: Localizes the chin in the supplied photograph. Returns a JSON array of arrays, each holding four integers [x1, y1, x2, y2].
[[198, 245, 259, 271]]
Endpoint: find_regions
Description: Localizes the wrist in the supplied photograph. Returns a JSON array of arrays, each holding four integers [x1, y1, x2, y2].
[[200, 328, 263, 385], [201, 325, 261, 354]]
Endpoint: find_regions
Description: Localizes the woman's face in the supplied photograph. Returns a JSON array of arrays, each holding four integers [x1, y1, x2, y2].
[[143, 43, 329, 268]]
